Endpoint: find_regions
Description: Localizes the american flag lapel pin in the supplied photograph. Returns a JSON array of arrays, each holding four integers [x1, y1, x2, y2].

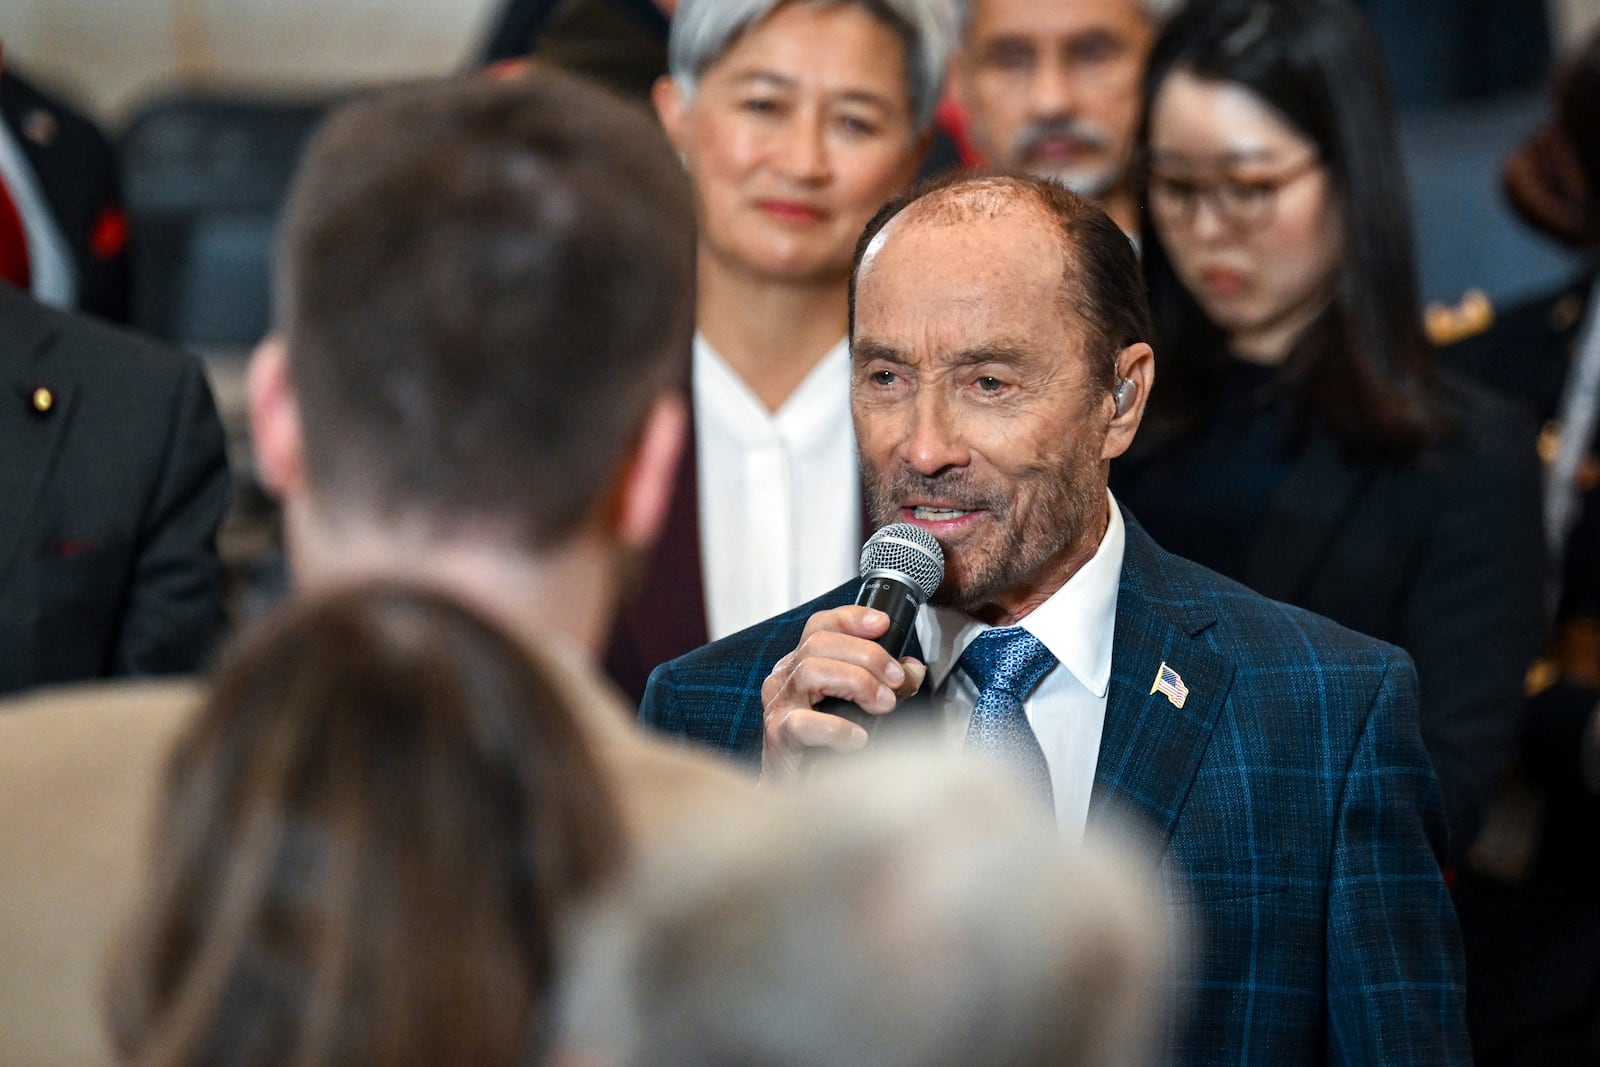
[[1150, 662, 1189, 709]]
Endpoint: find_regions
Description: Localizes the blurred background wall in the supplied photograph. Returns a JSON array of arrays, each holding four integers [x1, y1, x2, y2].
[[3, 0, 500, 124], [1555, 0, 1600, 50], [4, 0, 1598, 131]]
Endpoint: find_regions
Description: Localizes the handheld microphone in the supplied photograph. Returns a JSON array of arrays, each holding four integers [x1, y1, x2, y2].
[[819, 522, 945, 730]]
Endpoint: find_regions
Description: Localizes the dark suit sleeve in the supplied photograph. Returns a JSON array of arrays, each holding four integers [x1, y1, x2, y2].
[[1326, 648, 1470, 1063], [638, 649, 765, 766], [109, 355, 230, 675], [638, 660, 682, 734], [635, 587, 861, 765]]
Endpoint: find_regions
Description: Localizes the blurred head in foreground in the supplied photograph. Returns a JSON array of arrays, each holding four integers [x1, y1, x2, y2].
[[558, 750, 1172, 1067], [249, 70, 697, 656], [108, 583, 624, 1067]]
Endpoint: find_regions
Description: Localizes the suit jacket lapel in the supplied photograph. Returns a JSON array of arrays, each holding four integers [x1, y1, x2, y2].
[[0, 289, 77, 584], [1244, 431, 1374, 604], [1091, 514, 1233, 862]]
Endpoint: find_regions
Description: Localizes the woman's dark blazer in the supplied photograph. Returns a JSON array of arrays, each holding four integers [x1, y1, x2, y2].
[[1113, 377, 1546, 856]]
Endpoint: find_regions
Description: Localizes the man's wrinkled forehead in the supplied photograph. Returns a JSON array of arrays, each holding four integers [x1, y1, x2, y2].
[[852, 185, 1081, 370]]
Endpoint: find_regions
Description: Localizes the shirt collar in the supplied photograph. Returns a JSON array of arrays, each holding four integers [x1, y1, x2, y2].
[[693, 332, 851, 433], [917, 492, 1125, 697]]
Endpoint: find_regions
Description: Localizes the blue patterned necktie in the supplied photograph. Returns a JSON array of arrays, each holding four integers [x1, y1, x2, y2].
[[960, 627, 1057, 805]]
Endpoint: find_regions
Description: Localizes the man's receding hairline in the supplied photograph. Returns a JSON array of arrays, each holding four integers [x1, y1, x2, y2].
[[870, 178, 1075, 272], [903, 175, 1046, 220], [854, 173, 1126, 388]]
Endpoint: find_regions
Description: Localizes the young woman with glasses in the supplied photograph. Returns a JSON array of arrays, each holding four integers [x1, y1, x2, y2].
[[1110, 0, 1545, 859]]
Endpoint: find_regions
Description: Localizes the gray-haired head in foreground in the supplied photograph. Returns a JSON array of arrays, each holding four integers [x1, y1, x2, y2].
[[951, 0, 1185, 37], [557, 750, 1172, 1067], [668, 0, 957, 134]]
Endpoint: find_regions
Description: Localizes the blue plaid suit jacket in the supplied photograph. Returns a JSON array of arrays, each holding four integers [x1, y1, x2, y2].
[[641, 513, 1469, 1064]]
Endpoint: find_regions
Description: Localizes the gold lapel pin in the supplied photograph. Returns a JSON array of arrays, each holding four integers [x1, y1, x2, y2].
[[1150, 662, 1189, 709], [31, 387, 54, 413]]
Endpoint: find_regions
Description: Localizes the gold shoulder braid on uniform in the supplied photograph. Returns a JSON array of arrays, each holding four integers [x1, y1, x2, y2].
[[1424, 288, 1495, 346]]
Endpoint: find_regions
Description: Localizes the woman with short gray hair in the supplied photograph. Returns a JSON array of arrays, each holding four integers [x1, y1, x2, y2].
[[606, 0, 956, 700], [668, 0, 954, 134]]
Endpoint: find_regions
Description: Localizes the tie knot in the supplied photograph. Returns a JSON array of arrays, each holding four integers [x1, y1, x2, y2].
[[959, 627, 1056, 699]]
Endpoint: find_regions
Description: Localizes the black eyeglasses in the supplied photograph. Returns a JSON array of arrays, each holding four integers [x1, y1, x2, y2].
[[1145, 154, 1322, 231]]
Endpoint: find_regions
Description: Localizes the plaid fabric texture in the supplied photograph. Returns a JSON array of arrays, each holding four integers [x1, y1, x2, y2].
[[640, 510, 1469, 1064]]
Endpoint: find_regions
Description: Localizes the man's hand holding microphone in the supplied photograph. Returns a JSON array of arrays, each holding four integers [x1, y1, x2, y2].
[[760, 524, 943, 781]]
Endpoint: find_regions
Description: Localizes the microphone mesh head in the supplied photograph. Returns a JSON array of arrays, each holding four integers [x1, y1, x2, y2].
[[858, 522, 945, 602]]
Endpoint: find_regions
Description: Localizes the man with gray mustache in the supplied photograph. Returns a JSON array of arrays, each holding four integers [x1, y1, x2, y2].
[[949, 0, 1178, 234]]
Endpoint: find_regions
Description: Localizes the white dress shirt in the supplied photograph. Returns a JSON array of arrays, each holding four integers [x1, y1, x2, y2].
[[0, 118, 75, 309], [694, 334, 861, 640], [912, 494, 1126, 839]]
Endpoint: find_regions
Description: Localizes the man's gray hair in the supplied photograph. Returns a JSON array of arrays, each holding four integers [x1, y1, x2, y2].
[[668, 0, 957, 134], [557, 750, 1173, 1067], [953, 0, 1185, 37]]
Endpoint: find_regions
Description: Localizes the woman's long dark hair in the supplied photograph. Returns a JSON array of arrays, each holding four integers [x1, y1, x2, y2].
[[1136, 0, 1450, 459], [107, 582, 624, 1067]]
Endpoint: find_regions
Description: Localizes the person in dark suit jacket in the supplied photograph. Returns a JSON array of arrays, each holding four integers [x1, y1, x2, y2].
[[1114, 378, 1543, 858], [1444, 22, 1600, 627], [1438, 27, 1600, 1062], [642, 172, 1468, 1063], [1108, 0, 1545, 858], [0, 285, 229, 695], [1446, 274, 1600, 629], [0, 46, 132, 322], [1447, 276, 1591, 432]]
